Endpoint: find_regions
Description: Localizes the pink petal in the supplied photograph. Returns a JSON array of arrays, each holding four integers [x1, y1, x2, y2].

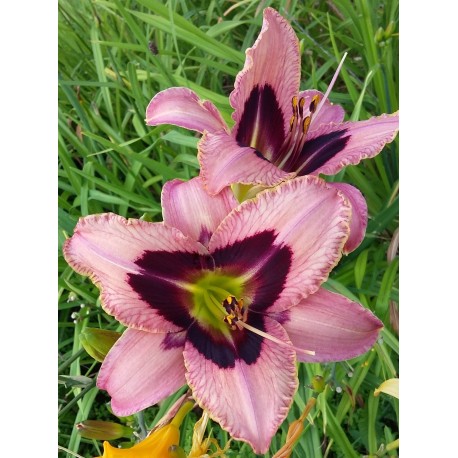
[[63, 213, 208, 332], [198, 130, 295, 195], [162, 176, 238, 246], [98, 328, 186, 416], [145, 87, 228, 134], [326, 182, 368, 254], [298, 89, 346, 132], [309, 112, 399, 176], [184, 317, 298, 454], [209, 176, 351, 312], [230, 7, 300, 139], [280, 288, 383, 362]]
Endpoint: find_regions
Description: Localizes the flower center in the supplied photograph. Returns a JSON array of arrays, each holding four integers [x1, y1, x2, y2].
[[188, 272, 245, 334], [275, 94, 320, 171], [187, 274, 316, 356]]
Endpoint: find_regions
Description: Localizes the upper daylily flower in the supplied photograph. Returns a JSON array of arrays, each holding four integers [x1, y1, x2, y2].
[[145, 7, 399, 253], [63, 176, 382, 453]]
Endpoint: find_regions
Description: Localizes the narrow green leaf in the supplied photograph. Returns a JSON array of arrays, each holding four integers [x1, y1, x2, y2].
[[320, 396, 359, 458]]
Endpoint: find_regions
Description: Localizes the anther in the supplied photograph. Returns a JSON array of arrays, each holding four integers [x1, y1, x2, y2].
[[298, 97, 305, 117], [291, 96, 298, 116], [302, 116, 311, 135], [289, 115, 295, 132], [309, 95, 320, 114], [222, 296, 247, 331]]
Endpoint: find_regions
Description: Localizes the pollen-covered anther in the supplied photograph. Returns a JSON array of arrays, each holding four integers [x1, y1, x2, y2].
[[291, 96, 299, 117], [309, 94, 320, 114], [222, 295, 247, 331], [298, 97, 305, 117], [277, 96, 316, 170]]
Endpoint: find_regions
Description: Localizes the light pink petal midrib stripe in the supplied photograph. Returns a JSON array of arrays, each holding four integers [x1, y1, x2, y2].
[[79, 234, 142, 274], [302, 317, 378, 335], [79, 233, 191, 289], [275, 192, 333, 244]]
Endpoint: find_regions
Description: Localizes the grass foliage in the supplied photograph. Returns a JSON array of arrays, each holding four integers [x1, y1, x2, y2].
[[58, 0, 399, 456]]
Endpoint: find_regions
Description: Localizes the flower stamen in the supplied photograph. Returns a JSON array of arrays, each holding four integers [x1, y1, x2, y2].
[[222, 296, 315, 356], [275, 53, 347, 172], [222, 295, 247, 331], [276, 95, 318, 170]]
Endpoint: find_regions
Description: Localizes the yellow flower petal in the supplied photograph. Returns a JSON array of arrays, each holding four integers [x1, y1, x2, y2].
[[96, 402, 194, 458], [97, 424, 179, 458], [374, 378, 399, 399]]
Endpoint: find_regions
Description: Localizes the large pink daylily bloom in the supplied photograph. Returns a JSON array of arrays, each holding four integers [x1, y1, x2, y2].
[[63, 176, 382, 453], [145, 7, 399, 254]]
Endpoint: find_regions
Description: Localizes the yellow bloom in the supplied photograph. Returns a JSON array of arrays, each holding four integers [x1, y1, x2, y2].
[[96, 402, 193, 458], [374, 378, 399, 399]]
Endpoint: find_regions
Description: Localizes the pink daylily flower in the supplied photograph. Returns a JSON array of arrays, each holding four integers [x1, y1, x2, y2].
[[63, 176, 382, 453], [145, 7, 399, 254]]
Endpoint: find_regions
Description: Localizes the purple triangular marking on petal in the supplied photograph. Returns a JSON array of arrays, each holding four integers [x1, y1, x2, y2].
[[128, 250, 213, 329], [292, 129, 350, 175], [235, 84, 286, 159], [211, 231, 292, 313]]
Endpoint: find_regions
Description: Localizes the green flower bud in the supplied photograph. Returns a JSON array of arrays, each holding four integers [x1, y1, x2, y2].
[[311, 375, 326, 393], [168, 445, 187, 458], [76, 420, 133, 440], [375, 27, 384, 43], [79, 328, 121, 362], [385, 21, 396, 38]]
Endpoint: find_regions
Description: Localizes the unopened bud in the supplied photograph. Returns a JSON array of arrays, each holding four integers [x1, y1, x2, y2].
[[387, 228, 399, 263], [80, 328, 121, 362], [389, 300, 399, 335], [272, 397, 316, 458], [311, 375, 325, 393], [168, 445, 187, 458], [139, 213, 153, 222], [375, 27, 384, 43], [385, 21, 396, 37], [76, 420, 133, 440]]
